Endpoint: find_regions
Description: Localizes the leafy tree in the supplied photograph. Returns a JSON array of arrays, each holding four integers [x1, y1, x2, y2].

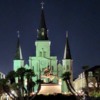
[[82, 65, 89, 91], [2, 67, 44, 100], [6, 70, 16, 84], [0, 78, 17, 100], [6, 70, 21, 99], [93, 68, 100, 91], [0, 80, 5, 97]]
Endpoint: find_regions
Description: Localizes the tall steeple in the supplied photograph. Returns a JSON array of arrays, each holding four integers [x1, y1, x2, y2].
[[64, 32, 72, 59], [14, 31, 23, 60], [37, 2, 48, 40]]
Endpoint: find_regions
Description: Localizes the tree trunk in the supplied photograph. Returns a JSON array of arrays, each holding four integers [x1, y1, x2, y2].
[[65, 80, 75, 95]]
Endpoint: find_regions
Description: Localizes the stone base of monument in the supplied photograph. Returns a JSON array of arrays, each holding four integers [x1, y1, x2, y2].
[[38, 83, 61, 95]]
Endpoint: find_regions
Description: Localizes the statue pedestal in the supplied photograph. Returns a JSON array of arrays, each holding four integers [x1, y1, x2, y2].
[[38, 83, 61, 95]]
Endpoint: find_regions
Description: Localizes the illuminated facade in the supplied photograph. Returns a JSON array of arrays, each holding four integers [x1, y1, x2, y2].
[[73, 72, 97, 93], [13, 5, 73, 94], [73, 66, 100, 93], [73, 72, 86, 92]]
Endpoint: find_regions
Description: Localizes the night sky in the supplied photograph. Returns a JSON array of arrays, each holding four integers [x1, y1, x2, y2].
[[0, 0, 100, 78]]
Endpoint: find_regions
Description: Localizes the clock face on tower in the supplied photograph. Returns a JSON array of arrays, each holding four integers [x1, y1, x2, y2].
[[42, 32, 44, 36]]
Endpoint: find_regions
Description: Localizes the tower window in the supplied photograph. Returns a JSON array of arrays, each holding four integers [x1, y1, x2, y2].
[[67, 65, 69, 70], [44, 51, 46, 57]]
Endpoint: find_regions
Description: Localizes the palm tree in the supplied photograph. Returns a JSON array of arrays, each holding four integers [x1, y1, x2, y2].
[[82, 65, 89, 91], [16, 67, 26, 97], [30, 79, 43, 100], [0, 78, 17, 100], [0, 80, 5, 98], [36, 79, 43, 92], [6, 70, 25, 99], [6, 70, 16, 84], [62, 71, 76, 95], [62, 72, 82, 100], [93, 68, 100, 91], [25, 69, 35, 97]]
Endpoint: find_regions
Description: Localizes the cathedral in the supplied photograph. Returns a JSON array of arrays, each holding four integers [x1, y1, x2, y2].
[[13, 4, 73, 94]]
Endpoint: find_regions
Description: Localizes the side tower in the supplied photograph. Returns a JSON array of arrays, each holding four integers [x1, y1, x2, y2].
[[62, 33, 73, 93], [13, 33, 24, 71]]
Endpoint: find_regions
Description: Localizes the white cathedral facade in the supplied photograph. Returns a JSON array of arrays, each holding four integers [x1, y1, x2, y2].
[[13, 5, 73, 94]]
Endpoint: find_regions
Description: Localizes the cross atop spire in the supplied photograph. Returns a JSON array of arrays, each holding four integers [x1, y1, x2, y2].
[[41, 1, 44, 9]]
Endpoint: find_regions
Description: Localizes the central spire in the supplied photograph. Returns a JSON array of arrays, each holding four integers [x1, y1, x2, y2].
[[37, 2, 48, 40]]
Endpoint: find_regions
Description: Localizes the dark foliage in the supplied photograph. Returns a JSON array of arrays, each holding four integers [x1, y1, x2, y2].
[[29, 94, 77, 100]]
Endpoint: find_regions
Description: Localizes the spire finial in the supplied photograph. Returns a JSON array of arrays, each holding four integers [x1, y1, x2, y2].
[[66, 31, 68, 38], [17, 30, 20, 38], [41, 1, 44, 9]]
